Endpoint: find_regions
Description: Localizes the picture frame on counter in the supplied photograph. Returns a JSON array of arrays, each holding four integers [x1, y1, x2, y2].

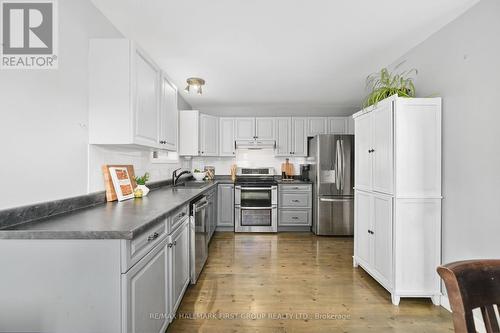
[[108, 166, 135, 201]]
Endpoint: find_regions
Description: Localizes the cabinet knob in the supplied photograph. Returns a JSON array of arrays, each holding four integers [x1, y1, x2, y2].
[[168, 243, 173, 248], [173, 241, 177, 246]]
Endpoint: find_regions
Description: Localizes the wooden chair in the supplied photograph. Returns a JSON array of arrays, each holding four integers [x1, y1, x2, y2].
[[437, 260, 500, 333]]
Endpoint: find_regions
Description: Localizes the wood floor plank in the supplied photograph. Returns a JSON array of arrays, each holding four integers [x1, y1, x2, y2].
[[167, 232, 452, 333]]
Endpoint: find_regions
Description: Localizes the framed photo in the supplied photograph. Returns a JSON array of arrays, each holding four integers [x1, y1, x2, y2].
[[108, 167, 135, 201]]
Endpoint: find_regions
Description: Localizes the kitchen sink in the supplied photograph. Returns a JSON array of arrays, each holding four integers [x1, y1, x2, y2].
[[174, 181, 210, 189]]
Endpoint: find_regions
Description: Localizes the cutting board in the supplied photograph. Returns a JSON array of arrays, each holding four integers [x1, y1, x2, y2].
[[281, 161, 295, 178], [102, 165, 137, 202]]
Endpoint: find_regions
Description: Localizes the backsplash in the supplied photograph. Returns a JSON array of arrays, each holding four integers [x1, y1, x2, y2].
[[191, 149, 310, 175], [88, 145, 191, 192]]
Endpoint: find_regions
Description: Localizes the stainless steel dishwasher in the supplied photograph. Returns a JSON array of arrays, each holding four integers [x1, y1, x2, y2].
[[190, 195, 208, 284]]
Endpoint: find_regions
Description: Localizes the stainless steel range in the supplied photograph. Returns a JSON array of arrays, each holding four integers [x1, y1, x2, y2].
[[234, 167, 277, 233]]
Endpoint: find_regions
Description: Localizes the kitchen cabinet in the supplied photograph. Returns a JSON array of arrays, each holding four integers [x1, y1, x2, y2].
[[274, 117, 307, 157], [179, 111, 218, 156], [354, 191, 392, 289], [255, 118, 275, 139], [307, 117, 328, 137], [291, 117, 308, 156], [90, 39, 178, 150], [169, 219, 190, 316], [275, 117, 291, 156], [278, 184, 312, 227], [217, 184, 234, 227], [327, 117, 347, 134], [354, 98, 393, 194], [200, 114, 219, 156], [206, 188, 218, 242], [235, 118, 255, 140], [219, 118, 236, 156], [159, 75, 178, 151], [353, 95, 442, 306], [122, 237, 169, 333]]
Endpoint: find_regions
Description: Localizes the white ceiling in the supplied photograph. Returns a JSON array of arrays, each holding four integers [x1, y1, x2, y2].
[[92, 0, 478, 114]]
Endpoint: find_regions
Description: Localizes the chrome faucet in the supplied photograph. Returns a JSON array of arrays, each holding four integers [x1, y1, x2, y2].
[[172, 168, 191, 187]]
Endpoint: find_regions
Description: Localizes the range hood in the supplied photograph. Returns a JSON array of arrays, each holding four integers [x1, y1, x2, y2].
[[235, 139, 276, 150]]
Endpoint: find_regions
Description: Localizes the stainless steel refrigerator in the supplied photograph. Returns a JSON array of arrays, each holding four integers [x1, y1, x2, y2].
[[309, 134, 354, 235]]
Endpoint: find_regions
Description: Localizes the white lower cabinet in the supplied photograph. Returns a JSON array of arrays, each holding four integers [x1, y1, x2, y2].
[[123, 214, 190, 333], [122, 237, 169, 333], [169, 218, 190, 316]]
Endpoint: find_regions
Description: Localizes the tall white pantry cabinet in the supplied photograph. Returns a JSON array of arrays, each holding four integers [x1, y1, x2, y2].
[[352, 95, 442, 306]]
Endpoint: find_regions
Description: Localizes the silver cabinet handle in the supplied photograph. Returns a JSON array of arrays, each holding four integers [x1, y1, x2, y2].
[[291, 216, 299, 220], [319, 198, 352, 202], [147, 232, 159, 241], [292, 199, 300, 203], [173, 241, 177, 246], [168, 243, 173, 248]]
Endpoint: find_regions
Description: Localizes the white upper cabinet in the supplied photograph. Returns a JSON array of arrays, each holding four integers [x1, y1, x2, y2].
[[234, 118, 255, 140], [354, 98, 393, 195], [134, 51, 160, 147], [199, 114, 219, 156], [159, 75, 178, 151], [255, 118, 275, 140], [307, 117, 328, 137], [291, 117, 308, 156], [275, 117, 291, 156], [327, 117, 347, 134], [89, 39, 178, 150], [219, 118, 236, 156], [355, 112, 373, 192], [371, 102, 394, 194], [179, 111, 218, 156]]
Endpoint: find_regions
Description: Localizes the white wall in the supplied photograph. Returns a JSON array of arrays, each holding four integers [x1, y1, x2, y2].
[[390, 0, 500, 262], [192, 149, 308, 176], [0, 0, 190, 209]]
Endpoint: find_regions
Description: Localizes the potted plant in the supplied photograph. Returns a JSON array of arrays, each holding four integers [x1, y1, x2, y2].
[[363, 67, 417, 108], [134, 172, 150, 197]]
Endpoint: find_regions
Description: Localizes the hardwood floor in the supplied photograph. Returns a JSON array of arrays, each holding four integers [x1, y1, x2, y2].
[[167, 232, 453, 333]]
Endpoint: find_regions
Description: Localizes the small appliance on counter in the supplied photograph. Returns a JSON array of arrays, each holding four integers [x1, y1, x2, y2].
[[299, 164, 311, 181]]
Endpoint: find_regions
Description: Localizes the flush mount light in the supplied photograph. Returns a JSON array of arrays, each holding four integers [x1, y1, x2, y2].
[[184, 77, 205, 95]]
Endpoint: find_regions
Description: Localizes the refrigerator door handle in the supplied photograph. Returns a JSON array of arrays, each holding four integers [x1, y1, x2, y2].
[[340, 139, 345, 191], [335, 140, 341, 191], [319, 197, 353, 202]]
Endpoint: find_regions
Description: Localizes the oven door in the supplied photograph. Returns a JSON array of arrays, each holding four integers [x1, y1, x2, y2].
[[235, 206, 278, 232], [235, 186, 277, 207]]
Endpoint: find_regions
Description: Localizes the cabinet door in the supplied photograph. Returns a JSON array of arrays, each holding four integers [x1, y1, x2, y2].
[[292, 117, 308, 156], [235, 118, 255, 140], [275, 117, 291, 156], [159, 76, 178, 151], [354, 113, 372, 191], [123, 238, 168, 333], [328, 117, 347, 134], [372, 194, 393, 287], [354, 191, 371, 266], [219, 118, 235, 156], [217, 184, 234, 226], [134, 50, 160, 147], [255, 118, 275, 140], [307, 117, 327, 137], [170, 220, 190, 316], [199, 114, 218, 156], [372, 102, 394, 194]]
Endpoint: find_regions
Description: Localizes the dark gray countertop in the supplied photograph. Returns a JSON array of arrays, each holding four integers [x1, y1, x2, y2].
[[0, 182, 220, 240]]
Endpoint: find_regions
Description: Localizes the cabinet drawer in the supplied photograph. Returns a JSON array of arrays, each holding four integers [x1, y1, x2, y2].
[[169, 205, 189, 233], [280, 192, 311, 208], [279, 209, 310, 226], [122, 221, 167, 272], [279, 184, 311, 192]]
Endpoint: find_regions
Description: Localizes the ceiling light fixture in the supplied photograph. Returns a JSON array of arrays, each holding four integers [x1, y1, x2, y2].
[[184, 77, 205, 95]]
